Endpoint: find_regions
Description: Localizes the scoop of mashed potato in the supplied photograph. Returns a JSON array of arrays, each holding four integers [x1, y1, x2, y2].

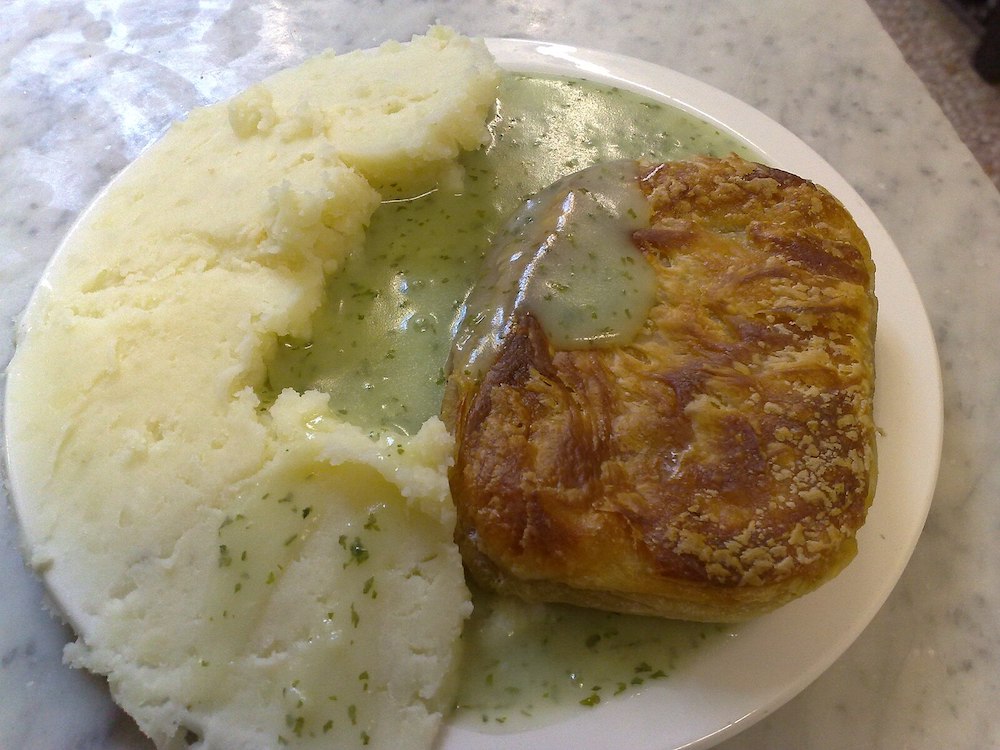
[[5, 27, 499, 750]]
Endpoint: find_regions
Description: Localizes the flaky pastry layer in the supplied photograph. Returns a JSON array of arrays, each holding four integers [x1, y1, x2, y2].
[[446, 155, 878, 622]]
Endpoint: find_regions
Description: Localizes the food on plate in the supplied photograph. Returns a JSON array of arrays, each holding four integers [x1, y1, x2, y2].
[[6, 19, 881, 746], [445, 154, 878, 622], [5, 28, 499, 750]]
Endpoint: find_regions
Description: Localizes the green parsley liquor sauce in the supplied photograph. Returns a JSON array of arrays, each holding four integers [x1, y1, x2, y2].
[[450, 158, 658, 381], [454, 588, 727, 731], [265, 73, 753, 729], [265, 73, 753, 434]]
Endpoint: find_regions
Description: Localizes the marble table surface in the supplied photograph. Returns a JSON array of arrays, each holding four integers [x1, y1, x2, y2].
[[2, 1, 998, 748]]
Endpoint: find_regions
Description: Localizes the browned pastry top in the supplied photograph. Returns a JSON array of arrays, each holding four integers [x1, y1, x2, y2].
[[446, 154, 878, 621]]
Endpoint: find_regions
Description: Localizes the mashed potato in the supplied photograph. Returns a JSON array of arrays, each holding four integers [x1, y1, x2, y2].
[[5, 28, 499, 750]]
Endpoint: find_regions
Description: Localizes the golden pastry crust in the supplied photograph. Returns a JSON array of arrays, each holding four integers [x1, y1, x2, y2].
[[446, 154, 878, 622]]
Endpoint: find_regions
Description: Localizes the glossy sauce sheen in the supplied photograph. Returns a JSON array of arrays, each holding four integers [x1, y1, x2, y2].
[[265, 73, 752, 728], [451, 159, 654, 379]]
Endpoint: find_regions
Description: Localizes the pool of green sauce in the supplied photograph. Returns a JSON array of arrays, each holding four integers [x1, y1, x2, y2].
[[264, 73, 752, 730], [455, 587, 728, 732]]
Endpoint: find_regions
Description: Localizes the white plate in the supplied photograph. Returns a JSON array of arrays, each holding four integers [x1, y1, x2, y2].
[[433, 39, 944, 750], [2, 38, 943, 750]]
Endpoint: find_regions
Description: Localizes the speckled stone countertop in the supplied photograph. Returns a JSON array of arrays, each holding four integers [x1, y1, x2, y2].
[[2, 1, 999, 749]]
